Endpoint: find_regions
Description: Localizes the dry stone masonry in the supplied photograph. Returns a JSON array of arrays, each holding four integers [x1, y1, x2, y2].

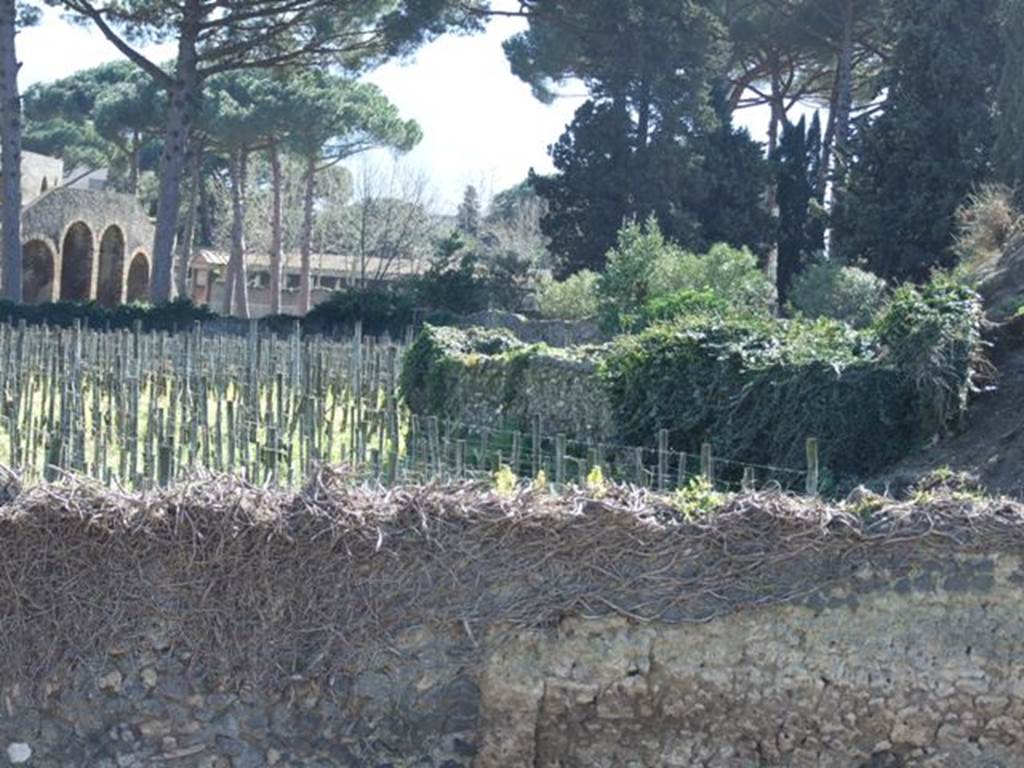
[[2, 479, 1024, 766]]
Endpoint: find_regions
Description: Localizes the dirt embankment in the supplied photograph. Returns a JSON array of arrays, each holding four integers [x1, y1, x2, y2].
[[879, 316, 1024, 497]]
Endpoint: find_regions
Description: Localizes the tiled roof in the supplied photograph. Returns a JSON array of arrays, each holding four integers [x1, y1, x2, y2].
[[192, 249, 425, 277]]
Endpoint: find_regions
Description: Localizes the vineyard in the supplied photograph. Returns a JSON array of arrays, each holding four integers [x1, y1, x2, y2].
[[0, 321, 815, 493], [0, 321, 406, 489]]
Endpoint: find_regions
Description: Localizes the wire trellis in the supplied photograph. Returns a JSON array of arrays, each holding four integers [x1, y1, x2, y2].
[[397, 415, 816, 495]]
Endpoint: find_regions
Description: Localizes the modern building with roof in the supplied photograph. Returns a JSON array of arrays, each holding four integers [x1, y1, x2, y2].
[[188, 249, 427, 317]]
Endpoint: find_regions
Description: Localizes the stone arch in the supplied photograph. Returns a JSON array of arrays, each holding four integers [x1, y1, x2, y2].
[[126, 252, 150, 303], [22, 239, 56, 304], [59, 221, 94, 302], [96, 225, 126, 308]]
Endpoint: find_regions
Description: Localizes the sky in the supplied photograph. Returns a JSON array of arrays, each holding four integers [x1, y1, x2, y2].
[[16, 4, 775, 213]]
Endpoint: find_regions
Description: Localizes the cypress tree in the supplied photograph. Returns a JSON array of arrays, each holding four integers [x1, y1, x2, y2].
[[994, 0, 1024, 193], [774, 113, 825, 300], [457, 185, 482, 237], [838, 0, 1003, 281]]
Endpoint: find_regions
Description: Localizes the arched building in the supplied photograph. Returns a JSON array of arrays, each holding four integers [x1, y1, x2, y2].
[[18, 186, 155, 306]]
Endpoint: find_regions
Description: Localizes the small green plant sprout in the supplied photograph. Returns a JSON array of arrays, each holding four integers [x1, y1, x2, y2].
[[669, 477, 725, 520], [586, 464, 608, 496], [532, 469, 549, 492], [845, 487, 888, 523], [493, 464, 517, 497], [910, 466, 988, 503]]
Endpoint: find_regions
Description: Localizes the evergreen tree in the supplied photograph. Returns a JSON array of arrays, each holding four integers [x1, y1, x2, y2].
[[838, 0, 1003, 281], [689, 95, 775, 260], [457, 185, 481, 236], [508, 0, 748, 275], [994, 0, 1024, 193], [532, 91, 770, 276], [47, 0, 482, 303], [530, 100, 633, 275], [23, 62, 166, 189], [284, 73, 420, 313], [773, 113, 824, 300]]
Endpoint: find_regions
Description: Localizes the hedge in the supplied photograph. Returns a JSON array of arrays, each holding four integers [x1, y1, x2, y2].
[[0, 299, 216, 332], [0, 288, 458, 338], [400, 325, 614, 440]]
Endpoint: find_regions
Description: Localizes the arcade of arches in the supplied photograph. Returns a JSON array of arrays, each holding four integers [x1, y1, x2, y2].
[[21, 222, 150, 305]]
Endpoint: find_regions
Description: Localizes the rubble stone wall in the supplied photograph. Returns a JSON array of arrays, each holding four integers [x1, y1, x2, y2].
[[3, 482, 1024, 767]]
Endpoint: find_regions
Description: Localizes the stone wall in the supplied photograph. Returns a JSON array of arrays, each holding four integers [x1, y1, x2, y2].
[[401, 324, 614, 440], [1, 628, 479, 768], [452, 310, 608, 348], [479, 556, 1024, 767], [3, 482, 1024, 767]]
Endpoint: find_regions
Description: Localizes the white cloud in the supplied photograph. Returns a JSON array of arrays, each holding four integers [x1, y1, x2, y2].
[[18, 6, 174, 87]]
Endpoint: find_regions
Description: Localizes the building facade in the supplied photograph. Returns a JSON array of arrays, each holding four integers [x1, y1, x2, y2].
[[20, 187, 154, 306], [5, 152, 155, 307], [11, 153, 425, 315], [188, 250, 426, 317]]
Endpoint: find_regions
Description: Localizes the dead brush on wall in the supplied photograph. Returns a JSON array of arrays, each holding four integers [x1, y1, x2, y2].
[[0, 469, 1022, 697]]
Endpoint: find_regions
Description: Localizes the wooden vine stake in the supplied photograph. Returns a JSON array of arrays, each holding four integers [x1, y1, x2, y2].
[[531, 414, 542, 480], [657, 429, 669, 491], [805, 437, 820, 496], [741, 466, 756, 492], [555, 434, 567, 486], [700, 442, 713, 485]]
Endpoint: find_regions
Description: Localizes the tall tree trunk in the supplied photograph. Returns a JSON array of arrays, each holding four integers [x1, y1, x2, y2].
[[198, 171, 214, 246], [299, 153, 316, 316], [764, 57, 784, 295], [633, 68, 653, 215], [269, 143, 284, 315], [128, 130, 140, 197], [767, 54, 785, 157], [225, 147, 250, 319], [174, 140, 200, 300], [828, 0, 855, 260], [0, 0, 21, 302], [816, 70, 840, 200], [151, 3, 200, 304]]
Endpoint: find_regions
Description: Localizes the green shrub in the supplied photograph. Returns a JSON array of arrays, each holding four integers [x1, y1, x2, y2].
[[873, 273, 983, 434], [642, 288, 731, 325], [954, 183, 1023, 277], [597, 218, 775, 330], [536, 270, 600, 320], [399, 324, 521, 415], [597, 217, 671, 330], [402, 276, 982, 486], [303, 285, 416, 336], [651, 242, 776, 316], [669, 477, 724, 520], [788, 261, 888, 328], [493, 464, 517, 496], [599, 314, 896, 478]]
